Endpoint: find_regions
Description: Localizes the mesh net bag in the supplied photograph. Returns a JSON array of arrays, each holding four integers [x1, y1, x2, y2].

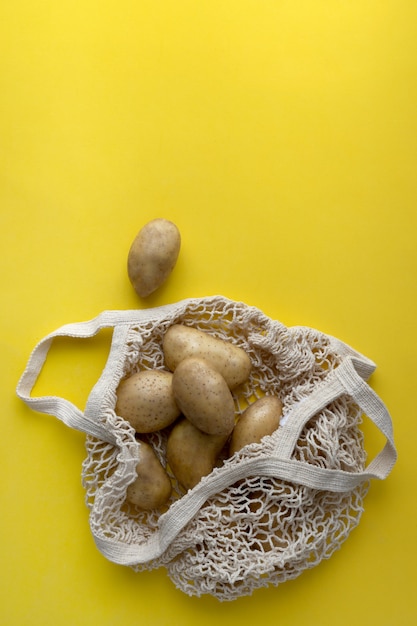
[[17, 295, 397, 601]]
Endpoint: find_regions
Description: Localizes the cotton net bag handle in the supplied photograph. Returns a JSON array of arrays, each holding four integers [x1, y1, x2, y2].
[[15, 306, 186, 444]]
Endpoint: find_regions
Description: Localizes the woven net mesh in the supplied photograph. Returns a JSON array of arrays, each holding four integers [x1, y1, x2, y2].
[[81, 296, 369, 601]]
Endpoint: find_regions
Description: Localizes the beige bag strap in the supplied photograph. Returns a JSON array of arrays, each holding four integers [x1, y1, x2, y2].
[[271, 354, 396, 482], [16, 303, 197, 443], [16, 300, 202, 445], [16, 309, 169, 442], [16, 315, 122, 444]]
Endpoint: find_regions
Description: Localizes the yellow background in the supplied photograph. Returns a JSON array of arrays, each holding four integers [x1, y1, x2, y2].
[[1, 1, 416, 624]]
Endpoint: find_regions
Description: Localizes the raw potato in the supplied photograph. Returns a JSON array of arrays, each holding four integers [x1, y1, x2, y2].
[[163, 324, 251, 389], [126, 440, 172, 510], [230, 395, 283, 455], [127, 218, 181, 297], [172, 357, 236, 436], [166, 418, 229, 491], [115, 370, 181, 433]]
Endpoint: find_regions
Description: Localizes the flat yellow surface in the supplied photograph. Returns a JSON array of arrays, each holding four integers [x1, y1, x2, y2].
[[1, 1, 416, 624]]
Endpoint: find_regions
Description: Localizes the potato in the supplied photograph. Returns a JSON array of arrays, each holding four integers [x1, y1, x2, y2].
[[126, 440, 172, 510], [166, 418, 229, 490], [163, 324, 251, 389], [172, 357, 235, 436], [115, 370, 180, 433], [230, 395, 283, 455], [127, 218, 181, 297]]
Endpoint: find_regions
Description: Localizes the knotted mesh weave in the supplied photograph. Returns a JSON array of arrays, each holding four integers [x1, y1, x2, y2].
[[81, 296, 370, 600]]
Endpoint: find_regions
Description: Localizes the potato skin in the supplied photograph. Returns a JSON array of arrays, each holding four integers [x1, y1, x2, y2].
[[115, 370, 180, 433], [230, 395, 283, 455], [163, 324, 251, 389], [126, 440, 172, 510], [166, 418, 229, 490], [127, 218, 181, 298], [172, 357, 235, 436]]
